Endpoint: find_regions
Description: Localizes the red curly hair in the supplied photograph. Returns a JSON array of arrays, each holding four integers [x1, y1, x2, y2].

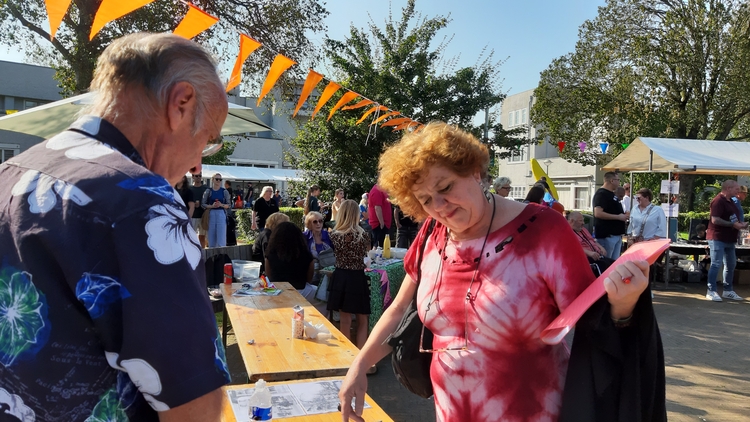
[[378, 121, 489, 221]]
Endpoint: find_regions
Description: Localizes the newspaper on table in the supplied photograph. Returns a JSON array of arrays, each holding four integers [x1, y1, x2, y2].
[[232, 287, 282, 297], [226, 380, 371, 421]]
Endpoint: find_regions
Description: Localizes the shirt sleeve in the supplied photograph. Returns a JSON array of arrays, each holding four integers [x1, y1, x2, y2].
[[104, 204, 229, 410]]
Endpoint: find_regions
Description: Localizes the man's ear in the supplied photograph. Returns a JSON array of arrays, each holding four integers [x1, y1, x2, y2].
[[166, 81, 197, 132]]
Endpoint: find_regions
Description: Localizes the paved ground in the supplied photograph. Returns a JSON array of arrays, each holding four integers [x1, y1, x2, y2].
[[222, 281, 750, 421]]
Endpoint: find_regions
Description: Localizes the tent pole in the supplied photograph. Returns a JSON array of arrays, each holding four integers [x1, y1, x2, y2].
[[649, 150, 653, 172], [664, 171, 672, 288]]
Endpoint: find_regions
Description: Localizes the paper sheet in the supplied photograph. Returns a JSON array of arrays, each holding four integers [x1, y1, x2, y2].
[[226, 380, 370, 421]]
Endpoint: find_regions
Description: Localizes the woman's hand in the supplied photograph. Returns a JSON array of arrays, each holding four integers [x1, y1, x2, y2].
[[339, 362, 368, 422], [603, 260, 650, 320]]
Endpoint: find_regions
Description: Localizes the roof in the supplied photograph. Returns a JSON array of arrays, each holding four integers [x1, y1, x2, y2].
[[198, 165, 302, 182], [602, 137, 750, 176]]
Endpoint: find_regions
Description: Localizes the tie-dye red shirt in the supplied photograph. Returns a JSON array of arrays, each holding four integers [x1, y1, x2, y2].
[[404, 204, 594, 422]]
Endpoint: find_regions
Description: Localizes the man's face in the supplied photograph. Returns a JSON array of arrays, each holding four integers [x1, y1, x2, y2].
[[738, 191, 747, 201], [608, 175, 621, 188], [191, 174, 202, 185], [568, 214, 584, 231]]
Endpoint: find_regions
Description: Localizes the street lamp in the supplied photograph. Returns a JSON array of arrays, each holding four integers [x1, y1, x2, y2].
[[543, 159, 553, 174]]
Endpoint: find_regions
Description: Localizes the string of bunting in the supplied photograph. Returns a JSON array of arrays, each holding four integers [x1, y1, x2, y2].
[[42, 0, 423, 131]]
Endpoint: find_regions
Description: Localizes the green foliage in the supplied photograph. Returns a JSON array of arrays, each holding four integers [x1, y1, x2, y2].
[[234, 207, 305, 240], [202, 139, 236, 166], [290, 0, 505, 195], [532, 0, 750, 167], [0, 0, 329, 94]]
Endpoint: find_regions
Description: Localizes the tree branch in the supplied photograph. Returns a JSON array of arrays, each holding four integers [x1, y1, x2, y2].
[[5, 1, 73, 63]]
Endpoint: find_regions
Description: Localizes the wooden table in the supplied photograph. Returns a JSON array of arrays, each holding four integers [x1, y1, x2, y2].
[[221, 377, 393, 421], [221, 282, 360, 382]]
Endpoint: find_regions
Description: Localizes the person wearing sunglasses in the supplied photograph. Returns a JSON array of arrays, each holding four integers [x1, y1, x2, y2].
[[492, 176, 512, 198], [304, 211, 333, 285], [338, 122, 663, 422], [201, 173, 231, 247], [0, 34, 230, 420]]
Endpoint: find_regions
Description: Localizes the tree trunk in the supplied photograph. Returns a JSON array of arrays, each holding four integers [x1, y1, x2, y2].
[[678, 174, 696, 211]]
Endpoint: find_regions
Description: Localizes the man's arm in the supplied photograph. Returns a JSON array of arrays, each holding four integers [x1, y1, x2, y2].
[[594, 206, 628, 221], [159, 388, 223, 422], [711, 216, 747, 230]]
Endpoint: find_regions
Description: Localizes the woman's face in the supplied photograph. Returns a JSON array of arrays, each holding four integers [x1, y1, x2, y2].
[[212, 174, 222, 188], [263, 189, 273, 200], [336, 191, 344, 199], [312, 189, 320, 197], [411, 166, 485, 234], [309, 216, 323, 234]]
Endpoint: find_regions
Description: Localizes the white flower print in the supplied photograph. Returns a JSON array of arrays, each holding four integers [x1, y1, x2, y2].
[[105, 351, 170, 411], [145, 203, 201, 270], [46, 118, 114, 160], [0, 387, 35, 421], [11, 170, 92, 214]]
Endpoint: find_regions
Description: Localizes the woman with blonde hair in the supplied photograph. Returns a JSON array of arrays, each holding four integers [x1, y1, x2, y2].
[[251, 185, 279, 231], [331, 188, 345, 222], [328, 199, 371, 349], [304, 211, 333, 284], [338, 122, 662, 421]]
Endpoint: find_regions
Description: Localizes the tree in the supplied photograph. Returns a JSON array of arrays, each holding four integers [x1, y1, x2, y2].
[[289, 0, 505, 197], [201, 139, 236, 165], [531, 0, 750, 207], [0, 0, 328, 95]]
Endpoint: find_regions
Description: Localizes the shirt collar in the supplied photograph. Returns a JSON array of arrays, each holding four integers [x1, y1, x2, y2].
[[68, 115, 147, 168]]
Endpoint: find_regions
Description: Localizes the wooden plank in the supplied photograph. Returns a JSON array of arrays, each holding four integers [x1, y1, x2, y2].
[[222, 283, 359, 382], [220, 377, 393, 422]]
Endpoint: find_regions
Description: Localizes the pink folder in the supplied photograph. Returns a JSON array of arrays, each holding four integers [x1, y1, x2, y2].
[[541, 239, 671, 344]]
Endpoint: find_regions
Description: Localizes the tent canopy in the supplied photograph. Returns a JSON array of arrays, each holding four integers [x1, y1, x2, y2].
[[602, 137, 750, 176], [197, 165, 302, 182]]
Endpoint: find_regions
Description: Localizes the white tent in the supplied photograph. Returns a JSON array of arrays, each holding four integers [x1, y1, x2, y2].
[[197, 165, 302, 182], [602, 137, 750, 176]]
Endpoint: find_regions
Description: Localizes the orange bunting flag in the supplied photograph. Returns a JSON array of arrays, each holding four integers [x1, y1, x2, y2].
[[226, 34, 262, 92], [327, 91, 360, 121], [381, 117, 412, 128], [45, 0, 73, 40], [258, 54, 297, 106], [293, 69, 324, 117], [311, 81, 341, 119], [341, 99, 373, 111], [173, 4, 219, 40], [392, 121, 414, 131], [371, 111, 400, 125], [90, 0, 156, 40], [356, 105, 388, 125]]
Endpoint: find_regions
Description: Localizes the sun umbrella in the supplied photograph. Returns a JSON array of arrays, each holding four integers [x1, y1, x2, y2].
[[0, 92, 273, 139]]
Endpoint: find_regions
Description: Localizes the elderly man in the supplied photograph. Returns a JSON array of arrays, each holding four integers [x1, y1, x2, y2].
[[706, 180, 748, 301], [493, 176, 512, 197], [568, 211, 614, 273], [731, 184, 747, 223], [0, 34, 229, 420], [593, 172, 629, 259]]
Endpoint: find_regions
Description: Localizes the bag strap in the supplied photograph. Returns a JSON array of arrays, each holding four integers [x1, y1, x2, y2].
[[636, 204, 654, 236], [413, 219, 437, 301]]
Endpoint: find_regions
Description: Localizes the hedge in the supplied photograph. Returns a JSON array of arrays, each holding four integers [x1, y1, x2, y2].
[[234, 207, 306, 240]]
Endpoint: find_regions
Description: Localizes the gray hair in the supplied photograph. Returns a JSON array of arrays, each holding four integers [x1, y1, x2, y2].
[[493, 176, 512, 192], [88, 32, 225, 134], [261, 186, 274, 195]]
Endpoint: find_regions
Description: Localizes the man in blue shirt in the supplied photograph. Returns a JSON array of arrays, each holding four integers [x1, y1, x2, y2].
[[731, 185, 747, 223]]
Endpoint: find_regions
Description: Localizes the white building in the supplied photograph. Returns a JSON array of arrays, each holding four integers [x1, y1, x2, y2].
[[497, 89, 604, 210]]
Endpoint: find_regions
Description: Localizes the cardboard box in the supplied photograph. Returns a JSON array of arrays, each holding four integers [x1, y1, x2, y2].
[[733, 269, 750, 285]]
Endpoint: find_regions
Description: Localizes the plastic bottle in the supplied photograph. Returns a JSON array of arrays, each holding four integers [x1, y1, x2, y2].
[[382, 235, 391, 259], [248, 379, 272, 420]]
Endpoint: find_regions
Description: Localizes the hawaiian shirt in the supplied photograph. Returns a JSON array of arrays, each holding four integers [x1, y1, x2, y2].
[[0, 116, 230, 421]]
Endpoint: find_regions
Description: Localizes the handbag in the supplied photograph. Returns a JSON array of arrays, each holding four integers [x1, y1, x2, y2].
[[385, 218, 436, 399], [316, 247, 336, 269], [200, 209, 210, 231]]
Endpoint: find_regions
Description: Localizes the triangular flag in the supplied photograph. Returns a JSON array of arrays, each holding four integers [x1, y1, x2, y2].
[[381, 117, 412, 128], [599, 142, 609, 154], [90, 0, 156, 40], [173, 4, 219, 40], [328, 91, 360, 121], [557, 141, 565, 152], [541, 239, 670, 344], [293, 70, 324, 117], [258, 54, 297, 106], [393, 120, 416, 131], [621, 143, 629, 149], [371, 111, 400, 125], [356, 105, 388, 125], [342, 99, 373, 111], [578, 142, 587, 152], [226, 34, 262, 93], [311, 81, 341, 119], [45, 0, 73, 40]]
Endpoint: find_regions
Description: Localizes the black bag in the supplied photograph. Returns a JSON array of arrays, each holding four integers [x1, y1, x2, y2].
[[204, 253, 232, 288], [385, 219, 436, 398]]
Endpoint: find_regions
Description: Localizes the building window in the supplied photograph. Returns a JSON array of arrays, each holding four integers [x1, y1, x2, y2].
[[521, 108, 527, 124], [24, 99, 45, 110], [507, 112, 514, 127], [510, 186, 525, 199], [575, 187, 589, 210], [508, 147, 526, 162], [514, 110, 519, 126], [1, 149, 16, 163]]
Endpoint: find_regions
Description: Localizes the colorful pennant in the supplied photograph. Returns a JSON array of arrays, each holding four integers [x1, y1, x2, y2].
[[226, 34, 262, 92], [371, 111, 400, 125], [393, 121, 416, 131], [381, 117, 411, 128], [45, 0, 73, 40], [173, 4, 219, 40], [578, 142, 587, 152], [341, 99, 373, 111], [258, 54, 297, 106], [356, 105, 388, 125], [599, 142, 609, 154], [311, 81, 341, 119], [621, 143, 629, 149], [557, 141, 565, 152], [293, 70, 324, 117], [90, 0, 156, 40], [328, 91, 360, 121]]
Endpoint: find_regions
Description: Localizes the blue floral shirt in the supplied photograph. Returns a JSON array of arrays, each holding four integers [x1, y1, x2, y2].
[[0, 116, 230, 421]]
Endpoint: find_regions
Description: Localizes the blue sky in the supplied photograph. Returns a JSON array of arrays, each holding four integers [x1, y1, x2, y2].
[[2, 0, 604, 98]]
